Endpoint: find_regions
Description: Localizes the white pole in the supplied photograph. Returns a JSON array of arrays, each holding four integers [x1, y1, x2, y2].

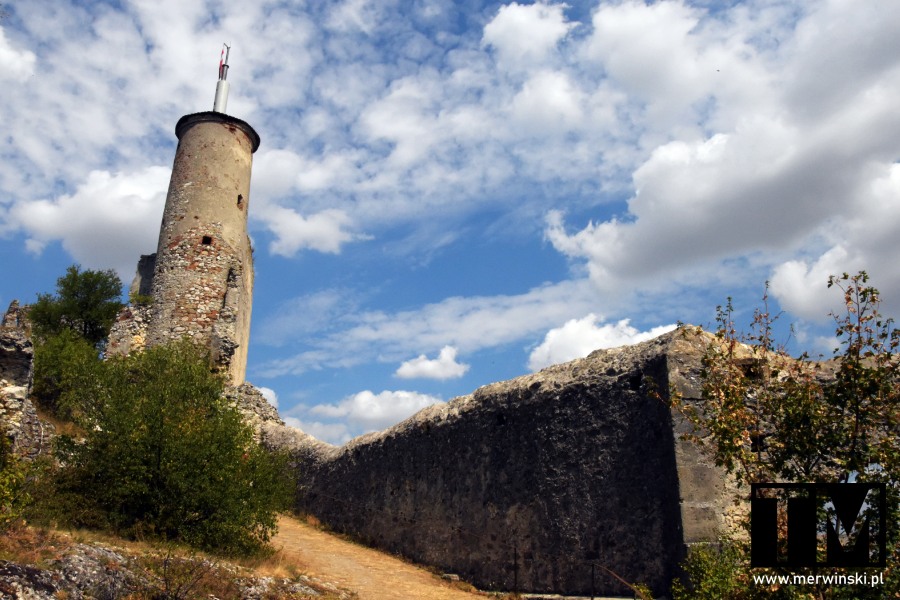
[[213, 79, 230, 113], [213, 44, 231, 113]]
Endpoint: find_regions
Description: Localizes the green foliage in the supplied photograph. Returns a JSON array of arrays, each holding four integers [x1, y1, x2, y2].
[[129, 291, 154, 307], [671, 542, 750, 600], [48, 341, 294, 556], [0, 436, 29, 530], [672, 272, 900, 598], [31, 328, 101, 420], [29, 264, 123, 347]]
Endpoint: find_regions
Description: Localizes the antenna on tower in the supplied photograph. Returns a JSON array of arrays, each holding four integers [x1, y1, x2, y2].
[[213, 43, 231, 113]]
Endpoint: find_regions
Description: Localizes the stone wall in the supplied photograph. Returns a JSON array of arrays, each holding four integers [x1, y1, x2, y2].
[[107, 304, 152, 357], [0, 301, 52, 459], [267, 327, 732, 597]]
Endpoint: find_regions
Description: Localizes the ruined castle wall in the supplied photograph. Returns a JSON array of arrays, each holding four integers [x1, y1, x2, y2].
[[1, 300, 52, 459], [146, 112, 258, 385], [279, 329, 729, 597]]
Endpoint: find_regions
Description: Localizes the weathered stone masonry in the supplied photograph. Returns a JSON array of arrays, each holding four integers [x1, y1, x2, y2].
[[265, 328, 733, 598], [110, 112, 260, 385]]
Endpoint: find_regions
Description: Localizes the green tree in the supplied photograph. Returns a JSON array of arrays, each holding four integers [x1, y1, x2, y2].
[[30, 265, 123, 416], [672, 272, 899, 598], [29, 265, 124, 347], [51, 341, 293, 556]]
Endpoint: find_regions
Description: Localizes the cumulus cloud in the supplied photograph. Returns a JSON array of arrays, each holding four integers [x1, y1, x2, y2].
[[6, 0, 900, 439], [396, 346, 469, 380], [482, 1, 575, 70], [545, 0, 900, 306], [528, 315, 676, 371], [0, 27, 36, 81], [257, 205, 363, 256], [10, 167, 168, 278], [310, 389, 443, 432]]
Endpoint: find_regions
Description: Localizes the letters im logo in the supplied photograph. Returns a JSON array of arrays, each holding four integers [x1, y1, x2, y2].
[[750, 483, 886, 568]]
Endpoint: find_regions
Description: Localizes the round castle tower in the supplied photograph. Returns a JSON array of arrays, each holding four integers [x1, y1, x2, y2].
[[146, 112, 259, 385], [140, 49, 260, 385]]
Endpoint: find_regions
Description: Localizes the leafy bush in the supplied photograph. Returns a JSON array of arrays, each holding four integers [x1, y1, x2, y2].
[[30, 264, 123, 418], [0, 436, 29, 530], [31, 328, 101, 420], [671, 542, 746, 600], [48, 341, 293, 556]]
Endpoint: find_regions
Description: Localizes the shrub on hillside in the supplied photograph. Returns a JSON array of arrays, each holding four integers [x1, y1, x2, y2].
[[0, 436, 29, 530], [31, 328, 100, 421], [45, 341, 293, 556], [30, 265, 123, 418]]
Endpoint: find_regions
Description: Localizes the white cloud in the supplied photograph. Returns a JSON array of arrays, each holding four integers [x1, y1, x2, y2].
[[5, 0, 900, 438], [528, 315, 676, 371], [544, 0, 900, 305], [770, 163, 900, 322], [327, 0, 384, 34], [482, 2, 575, 70], [257, 205, 363, 256], [257, 386, 279, 409], [284, 416, 351, 446], [396, 345, 469, 380], [10, 167, 169, 278], [510, 70, 584, 134], [769, 248, 853, 323], [0, 27, 36, 81], [258, 278, 598, 377], [310, 389, 442, 432]]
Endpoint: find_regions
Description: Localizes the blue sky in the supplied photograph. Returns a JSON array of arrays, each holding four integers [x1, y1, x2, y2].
[[2, 0, 899, 444]]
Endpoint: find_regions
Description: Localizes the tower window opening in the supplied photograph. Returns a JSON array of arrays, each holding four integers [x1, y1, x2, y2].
[[237, 194, 243, 209], [202, 235, 213, 245]]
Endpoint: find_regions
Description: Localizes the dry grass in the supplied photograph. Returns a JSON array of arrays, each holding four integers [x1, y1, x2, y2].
[[32, 405, 86, 439], [0, 521, 71, 567], [0, 521, 345, 599]]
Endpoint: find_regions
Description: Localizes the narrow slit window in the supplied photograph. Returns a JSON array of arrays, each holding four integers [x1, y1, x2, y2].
[[237, 194, 244, 209]]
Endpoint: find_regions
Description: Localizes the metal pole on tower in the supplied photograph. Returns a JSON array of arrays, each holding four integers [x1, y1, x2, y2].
[[213, 43, 231, 113]]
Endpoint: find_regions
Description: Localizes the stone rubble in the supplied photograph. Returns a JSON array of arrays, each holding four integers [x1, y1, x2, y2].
[[0, 539, 353, 599]]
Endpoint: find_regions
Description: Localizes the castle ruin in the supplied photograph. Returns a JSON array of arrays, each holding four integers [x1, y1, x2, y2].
[[110, 51, 259, 385]]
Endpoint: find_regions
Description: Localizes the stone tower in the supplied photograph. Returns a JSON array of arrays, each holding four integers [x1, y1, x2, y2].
[[112, 48, 260, 385]]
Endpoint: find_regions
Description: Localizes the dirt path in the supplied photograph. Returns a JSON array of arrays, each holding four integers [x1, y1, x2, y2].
[[273, 515, 486, 600]]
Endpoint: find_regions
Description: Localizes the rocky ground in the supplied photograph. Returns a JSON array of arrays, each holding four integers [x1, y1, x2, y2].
[[0, 522, 354, 600]]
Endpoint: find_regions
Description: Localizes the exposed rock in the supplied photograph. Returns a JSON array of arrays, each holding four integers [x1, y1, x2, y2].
[[0, 544, 138, 600], [128, 253, 156, 299], [0, 561, 61, 600], [52, 544, 142, 599], [269, 327, 731, 597], [0, 537, 350, 599], [0, 301, 33, 391], [0, 381, 53, 460], [226, 382, 284, 441], [0, 301, 52, 459]]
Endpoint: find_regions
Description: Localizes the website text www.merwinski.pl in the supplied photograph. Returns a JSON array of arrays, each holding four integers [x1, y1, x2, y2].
[[752, 571, 885, 588]]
